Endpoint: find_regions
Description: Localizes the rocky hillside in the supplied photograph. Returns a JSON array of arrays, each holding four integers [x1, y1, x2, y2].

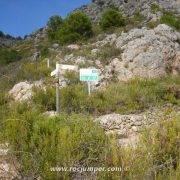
[[0, 31, 21, 47], [0, 1, 180, 179], [78, 0, 180, 21]]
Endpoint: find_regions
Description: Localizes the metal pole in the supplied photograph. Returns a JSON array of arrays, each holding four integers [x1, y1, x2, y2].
[[56, 63, 60, 114], [88, 81, 91, 95], [56, 82, 60, 114]]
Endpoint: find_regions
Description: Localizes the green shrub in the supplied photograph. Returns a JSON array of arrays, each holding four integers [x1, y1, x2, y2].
[[39, 46, 50, 58], [3, 110, 108, 179], [151, 3, 162, 13], [1, 82, 179, 179], [97, 44, 122, 65], [66, 11, 92, 38], [0, 92, 7, 106], [56, 11, 93, 44], [147, 20, 160, 29], [133, 10, 145, 23], [17, 61, 51, 81], [32, 87, 56, 111], [0, 92, 8, 129], [0, 48, 22, 65], [31, 76, 180, 115], [100, 9, 125, 30], [60, 84, 88, 113], [3, 105, 179, 179], [99, 117, 180, 179], [63, 71, 80, 85], [142, 118, 180, 170], [35, 84, 87, 113], [56, 26, 82, 44], [47, 15, 63, 40], [90, 76, 179, 114], [160, 12, 180, 30]]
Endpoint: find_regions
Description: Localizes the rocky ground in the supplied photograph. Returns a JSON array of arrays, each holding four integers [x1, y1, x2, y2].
[[78, 0, 180, 22], [0, 144, 19, 180], [96, 104, 180, 147], [94, 24, 180, 81], [40, 24, 180, 88]]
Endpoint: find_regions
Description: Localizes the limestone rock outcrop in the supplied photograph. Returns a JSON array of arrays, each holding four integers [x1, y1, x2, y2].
[[8, 81, 43, 102], [98, 24, 180, 81]]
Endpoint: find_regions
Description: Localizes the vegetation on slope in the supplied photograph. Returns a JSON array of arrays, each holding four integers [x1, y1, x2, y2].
[[0, 5, 180, 179], [0, 99, 179, 179], [100, 8, 125, 30], [0, 47, 22, 65], [160, 12, 180, 31], [47, 11, 93, 44], [32, 76, 180, 115]]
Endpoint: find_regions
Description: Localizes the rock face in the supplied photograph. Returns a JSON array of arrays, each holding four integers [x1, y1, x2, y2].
[[96, 105, 179, 147], [9, 81, 43, 102], [0, 35, 20, 47], [78, 0, 180, 22], [116, 24, 179, 79], [172, 51, 180, 75], [96, 24, 180, 81], [0, 144, 19, 179], [25, 27, 47, 40]]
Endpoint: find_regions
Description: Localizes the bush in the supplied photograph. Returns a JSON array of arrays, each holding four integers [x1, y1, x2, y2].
[[32, 87, 56, 111], [3, 109, 108, 179], [47, 15, 63, 40], [100, 117, 180, 179], [133, 10, 145, 23], [160, 12, 180, 30], [17, 61, 51, 81], [100, 8, 125, 30], [89, 77, 180, 115], [63, 71, 80, 85], [31, 76, 180, 115], [33, 84, 88, 114], [141, 118, 180, 174], [151, 3, 162, 13], [56, 11, 93, 44], [0, 48, 22, 65], [0, 92, 8, 128], [97, 44, 122, 65], [66, 11, 92, 38], [0, 92, 7, 106], [147, 20, 160, 29], [56, 26, 82, 44], [2, 103, 179, 179], [60, 84, 88, 113], [39, 46, 49, 58]]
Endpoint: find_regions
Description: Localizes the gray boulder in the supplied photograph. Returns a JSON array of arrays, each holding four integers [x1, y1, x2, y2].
[[9, 81, 43, 102], [95, 105, 179, 147], [114, 24, 179, 80]]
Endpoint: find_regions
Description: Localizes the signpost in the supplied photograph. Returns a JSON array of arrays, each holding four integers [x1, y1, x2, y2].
[[51, 64, 100, 113], [51, 63, 78, 114], [80, 69, 99, 95]]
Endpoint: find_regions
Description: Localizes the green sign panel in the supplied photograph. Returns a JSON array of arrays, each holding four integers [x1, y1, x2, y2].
[[80, 69, 99, 82]]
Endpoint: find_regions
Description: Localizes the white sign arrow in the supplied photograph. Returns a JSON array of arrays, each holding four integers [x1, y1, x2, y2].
[[51, 63, 78, 77]]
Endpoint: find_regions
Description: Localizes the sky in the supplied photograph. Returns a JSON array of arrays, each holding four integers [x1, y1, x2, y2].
[[0, 0, 91, 37]]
